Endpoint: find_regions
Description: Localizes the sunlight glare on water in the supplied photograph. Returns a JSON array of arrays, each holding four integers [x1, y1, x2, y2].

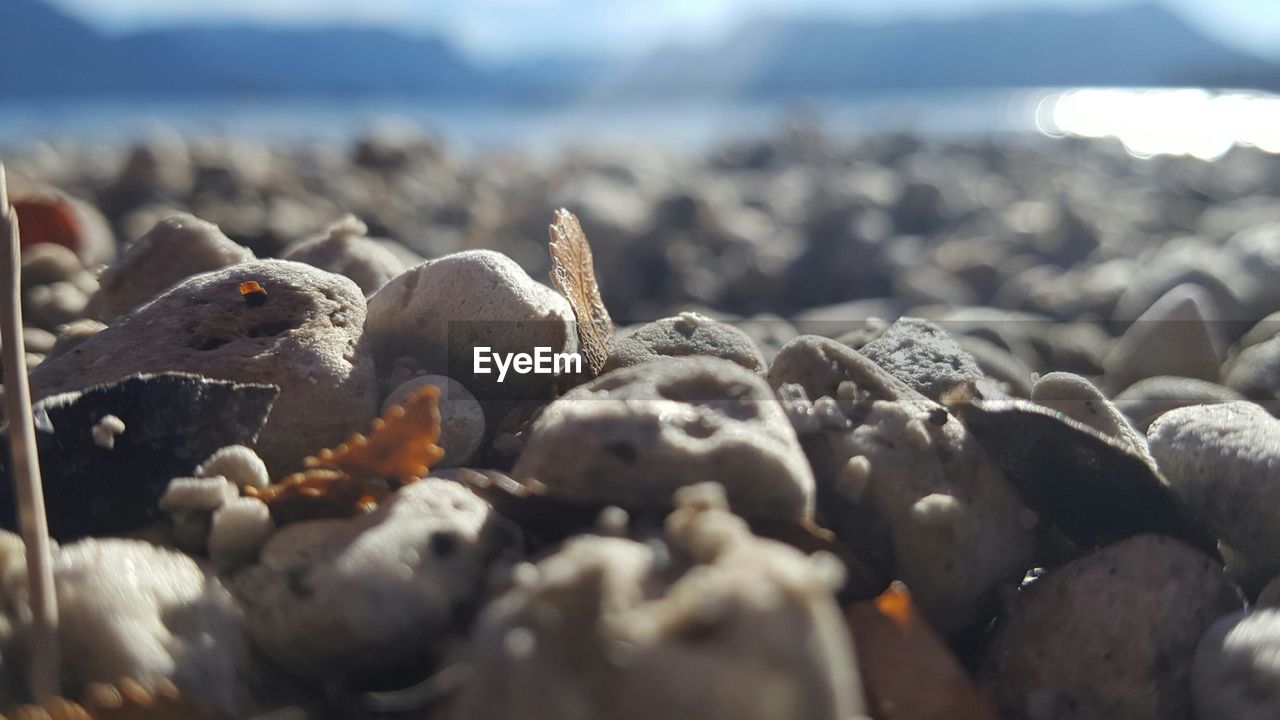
[[1037, 88, 1280, 159]]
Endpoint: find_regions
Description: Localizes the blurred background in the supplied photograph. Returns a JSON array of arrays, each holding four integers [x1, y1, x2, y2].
[[4, 0, 1280, 407], [4, 0, 1280, 152]]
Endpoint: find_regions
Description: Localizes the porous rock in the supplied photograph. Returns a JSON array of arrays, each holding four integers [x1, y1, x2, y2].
[[512, 356, 815, 522], [858, 317, 983, 401], [452, 483, 866, 720], [88, 213, 255, 321], [983, 535, 1240, 720], [29, 260, 379, 473], [768, 335, 1034, 635]]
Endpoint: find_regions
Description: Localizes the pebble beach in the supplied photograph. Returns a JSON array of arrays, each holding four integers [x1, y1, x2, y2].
[[0, 126, 1279, 719]]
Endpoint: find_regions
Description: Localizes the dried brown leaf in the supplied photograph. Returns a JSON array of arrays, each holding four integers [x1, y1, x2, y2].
[[548, 208, 613, 376]]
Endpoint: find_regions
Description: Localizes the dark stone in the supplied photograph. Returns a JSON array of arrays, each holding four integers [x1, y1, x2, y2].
[[0, 372, 278, 540], [949, 391, 1215, 555]]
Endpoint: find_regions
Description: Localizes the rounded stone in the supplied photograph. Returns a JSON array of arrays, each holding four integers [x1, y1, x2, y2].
[[1192, 609, 1280, 720], [280, 215, 409, 295], [1114, 376, 1247, 431], [453, 483, 865, 720], [383, 374, 485, 468], [1105, 284, 1223, 393], [1032, 372, 1151, 461], [88, 213, 255, 321], [983, 534, 1240, 720], [601, 311, 766, 374], [1148, 402, 1280, 591], [29, 259, 379, 474], [365, 249, 577, 400], [512, 356, 816, 522], [231, 479, 505, 680]]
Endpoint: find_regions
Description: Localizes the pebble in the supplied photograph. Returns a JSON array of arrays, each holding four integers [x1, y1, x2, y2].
[[1149, 402, 1280, 592], [1223, 335, 1280, 407], [383, 374, 485, 467], [280, 214, 409, 295], [601, 311, 767, 374], [982, 534, 1241, 720], [453, 482, 866, 720], [858, 317, 984, 400], [197, 445, 270, 491], [513, 356, 816, 521], [29, 260, 379, 473], [1031, 372, 1152, 461], [365, 249, 577, 399], [768, 334, 1034, 635], [1113, 376, 1247, 431], [1192, 609, 1280, 720], [88, 213, 255, 321], [231, 478, 507, 679], [1105, 284, 1223, 392]]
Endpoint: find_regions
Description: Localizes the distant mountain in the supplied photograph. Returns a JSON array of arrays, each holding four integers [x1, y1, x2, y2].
[[118, 27, 480, 95], [2, 0, 1277, 99], [611, 3, 1280, 98]]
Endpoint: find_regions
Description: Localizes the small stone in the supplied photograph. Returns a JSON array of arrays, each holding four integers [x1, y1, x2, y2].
[[858, 317, 983, 401], [159, 476, 237, 513], [365, 249, 577, 400], [90, 414, 125, 450], [513, 357, 815, 522], [1114, 376, 1246, 431], [1192, 609, 1280, 720], [983, 535, 1241, 720], [88, 213, 255, 321], [1149, 402, 1280, 591], [453, 483, 866, 720], [232, 479, 507, 680], [208, 498, 275, 571], [1105, 284, 1223, 392], [383, 375, 485, 468], [1031, 372, 1151, 462], [1223, 335, 1280, 407], [602, 311, 767, 374], [20, 243, 84, 287], [197, 445, 270, 491], [280, 215, 409, 295]]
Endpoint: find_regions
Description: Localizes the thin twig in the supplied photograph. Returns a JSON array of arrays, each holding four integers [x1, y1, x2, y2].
[[0, 163, 60, 701]]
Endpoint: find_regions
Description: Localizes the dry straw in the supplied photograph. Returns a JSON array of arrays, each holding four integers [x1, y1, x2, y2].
[[0, 164, 60, 701]]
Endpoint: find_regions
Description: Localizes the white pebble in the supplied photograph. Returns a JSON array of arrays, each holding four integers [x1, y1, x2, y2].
[[159, 476, 237, 512], [197, 445, 270, 491], [91, 414, 125, 449], [208, 498, 275, 570]]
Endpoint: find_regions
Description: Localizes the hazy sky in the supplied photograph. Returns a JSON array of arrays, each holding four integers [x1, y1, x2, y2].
[[49, 0, 1280, 61]]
